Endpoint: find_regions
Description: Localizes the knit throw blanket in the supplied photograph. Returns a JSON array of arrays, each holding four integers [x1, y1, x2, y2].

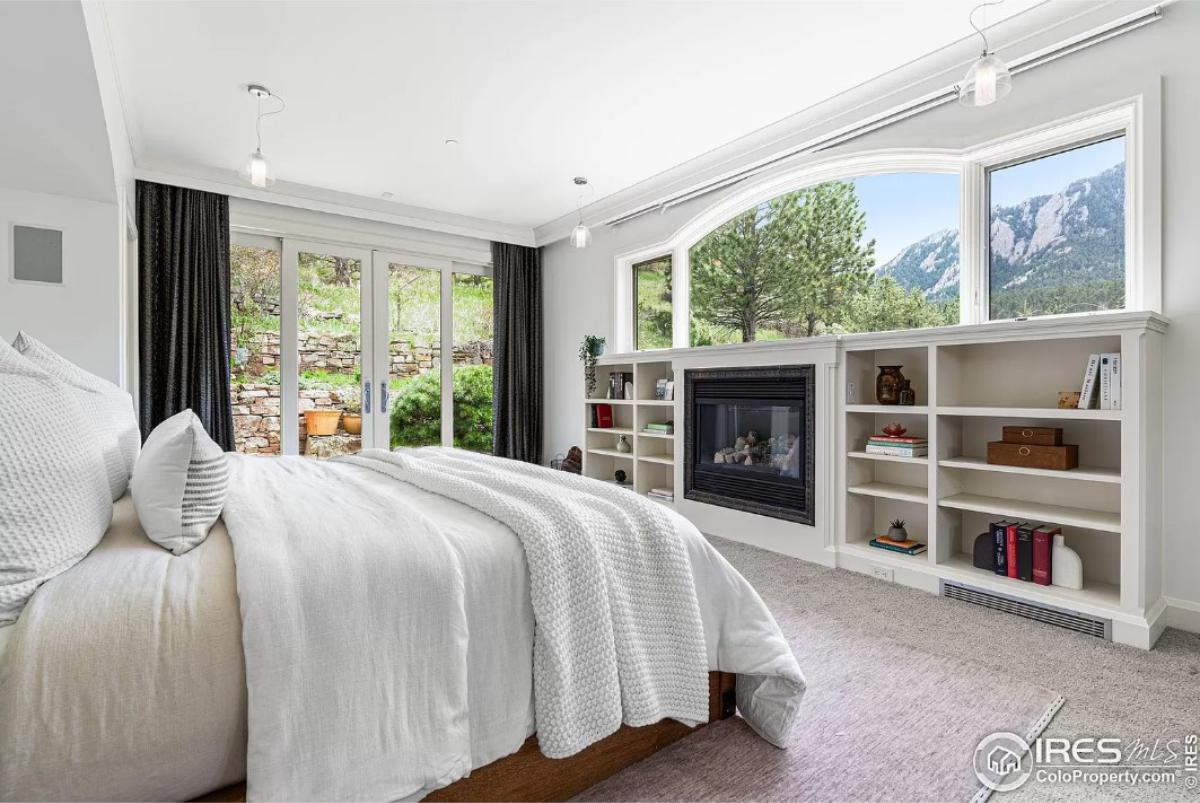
[[344, 447, 711, 757]]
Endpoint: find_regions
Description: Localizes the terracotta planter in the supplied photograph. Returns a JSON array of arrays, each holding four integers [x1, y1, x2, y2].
[[304, 409, 342, 436], [342, 414, 362, 435]]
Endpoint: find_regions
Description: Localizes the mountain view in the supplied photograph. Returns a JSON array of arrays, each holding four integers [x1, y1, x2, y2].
[[875, 161, 1125, 318]]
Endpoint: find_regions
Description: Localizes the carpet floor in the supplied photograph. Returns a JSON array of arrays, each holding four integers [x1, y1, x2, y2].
[[577, 536, 1200, 803]]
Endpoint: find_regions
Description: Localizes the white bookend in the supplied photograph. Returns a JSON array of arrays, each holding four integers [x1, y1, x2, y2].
[[1099, 354, 1112, 410], [1078, 353, 1101, 409], [1108, 353, 1122, 410]]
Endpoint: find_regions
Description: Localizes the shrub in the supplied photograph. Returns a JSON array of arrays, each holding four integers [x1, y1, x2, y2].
[[389, 364, 493, 452]]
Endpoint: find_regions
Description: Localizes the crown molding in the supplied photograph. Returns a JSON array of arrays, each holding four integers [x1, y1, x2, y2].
[[133, 165, 535, 247]]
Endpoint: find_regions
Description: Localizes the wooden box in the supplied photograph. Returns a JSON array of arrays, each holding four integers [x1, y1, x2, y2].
[[1002, 426, 1063, 446], [987, 441, 1078, 471]]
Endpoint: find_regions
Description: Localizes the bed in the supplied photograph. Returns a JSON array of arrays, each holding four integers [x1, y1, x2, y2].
[[0, 449, 805, 802]]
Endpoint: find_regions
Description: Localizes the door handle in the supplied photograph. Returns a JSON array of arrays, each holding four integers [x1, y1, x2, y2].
[[363, 382, 371, 415], [380, 381, 390, 414]]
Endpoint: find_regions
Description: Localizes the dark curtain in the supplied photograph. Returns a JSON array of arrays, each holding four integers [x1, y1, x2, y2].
[[136, 180, 235, 450], [491, 241, 543, 463]]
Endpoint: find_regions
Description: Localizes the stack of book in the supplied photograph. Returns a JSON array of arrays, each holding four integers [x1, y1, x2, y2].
[[642, 421, 674, 436], [647, 487, 674, 503], [865, 434, 927, 458], [868, 535, 926, 555], [989, 520, 1059, 586]]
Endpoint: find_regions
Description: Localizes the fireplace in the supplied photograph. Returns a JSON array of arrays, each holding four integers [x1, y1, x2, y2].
[[684, 366, 815, 525]]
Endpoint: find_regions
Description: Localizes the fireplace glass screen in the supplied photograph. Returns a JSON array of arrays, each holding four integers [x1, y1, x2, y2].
[[684, 365, 814, 524], [697, 401, 803, 478]]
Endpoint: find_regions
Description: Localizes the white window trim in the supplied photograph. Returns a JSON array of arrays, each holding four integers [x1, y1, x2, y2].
[[615, 95, 1159, 352]]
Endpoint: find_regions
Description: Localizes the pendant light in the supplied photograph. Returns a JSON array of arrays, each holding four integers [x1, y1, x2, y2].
[[240, 84, 286, 188], [570, 177, 592, 249], [958, 2, 1012, 108]]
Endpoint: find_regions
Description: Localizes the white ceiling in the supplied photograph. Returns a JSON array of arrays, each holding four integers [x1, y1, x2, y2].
[[101, 0, 1044, 230]]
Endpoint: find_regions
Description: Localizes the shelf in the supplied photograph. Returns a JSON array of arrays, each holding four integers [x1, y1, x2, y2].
[[587, 426, 634, 436], [585, 398, 634, 405], [847, 450, 928, 466], [938, 492, 1120, 532], [846, 404, 929, 415], [587, 447, 635, 460], [847, 482, 928, 504], [936, 405, 1122, 421], [638, 454, 675, 466], [638, 431, 675, 440], [939, 456, 1121, 484], [939, 553, 1121, 611], [638, 400, 675, 407]]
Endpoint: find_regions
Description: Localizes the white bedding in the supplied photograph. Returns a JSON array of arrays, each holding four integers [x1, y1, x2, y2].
[[0, 452, 805, 802]]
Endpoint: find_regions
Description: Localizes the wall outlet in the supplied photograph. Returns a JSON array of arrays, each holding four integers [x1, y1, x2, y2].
[[870, 564, 894, 583]]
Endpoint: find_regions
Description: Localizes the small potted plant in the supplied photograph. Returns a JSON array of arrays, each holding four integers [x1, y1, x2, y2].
[[578, 335, 606, 398], [341, 389, 362, 435], [887, 518, 909, 542]]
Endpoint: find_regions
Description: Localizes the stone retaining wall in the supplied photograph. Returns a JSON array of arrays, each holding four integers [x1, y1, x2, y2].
[[230, 333, 492, 456]]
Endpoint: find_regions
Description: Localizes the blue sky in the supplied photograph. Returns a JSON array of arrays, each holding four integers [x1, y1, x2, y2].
[[989, 136, 1125, 207], [852, 172, 958, 267], [846, 136, 1125, 267]]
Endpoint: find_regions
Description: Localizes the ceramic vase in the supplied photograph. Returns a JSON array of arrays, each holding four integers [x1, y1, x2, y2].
[[616, 435, 632, 453], [876, 365, 906, 405], [1051, 534, 1083, 590]]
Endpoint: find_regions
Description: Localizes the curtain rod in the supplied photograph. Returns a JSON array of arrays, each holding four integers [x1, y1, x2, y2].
[[602, 4, 1163, 228]]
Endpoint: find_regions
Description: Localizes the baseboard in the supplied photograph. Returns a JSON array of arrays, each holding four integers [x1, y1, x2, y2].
[[1163, 597, 1200, 635]]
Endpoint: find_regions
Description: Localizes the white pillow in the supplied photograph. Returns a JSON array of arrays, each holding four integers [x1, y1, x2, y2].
[[131, 410, 228, 555], [13, 332, 140, 501], [0, 338, 112, 624]]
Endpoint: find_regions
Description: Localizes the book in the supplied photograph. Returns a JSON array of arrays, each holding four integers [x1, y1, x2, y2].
[[1017, 523, 1036, 582], [1006, 523, 1020, 579], [595, 403, 614, 428], [1078, 354, 1101, 409], [644, 422, 673, 432], [1032, 525, 1058, 586], [868, 537, 927, 555], [1100, 354, 1112, 410], [990, 520, 1011, 576], [867, 435, 927, 444], [865, 445, 928, 457], [1106, 352, 1121, 410]]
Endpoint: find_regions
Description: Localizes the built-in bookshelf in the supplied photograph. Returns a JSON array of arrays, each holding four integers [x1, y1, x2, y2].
[[837, 314, 1165, 648], [583, 357, 677, 504]]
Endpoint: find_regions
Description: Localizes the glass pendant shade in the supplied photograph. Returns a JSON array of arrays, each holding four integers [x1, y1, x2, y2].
[[241, 149, 274, 188], [958, 52, 1012, 107], [570, 221, 591, 249]]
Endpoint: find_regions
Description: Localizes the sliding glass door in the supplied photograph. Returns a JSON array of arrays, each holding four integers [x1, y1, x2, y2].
[[369, 252, 494, 453], [281, 240, 374, 458], [230, 235, 491, 456]]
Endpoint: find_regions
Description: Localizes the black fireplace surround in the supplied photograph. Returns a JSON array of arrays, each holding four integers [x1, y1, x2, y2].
[[684, 365, 815, 525]]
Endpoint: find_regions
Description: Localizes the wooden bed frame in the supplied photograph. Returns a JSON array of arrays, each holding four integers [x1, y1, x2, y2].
[[199, 671, 736, 803]]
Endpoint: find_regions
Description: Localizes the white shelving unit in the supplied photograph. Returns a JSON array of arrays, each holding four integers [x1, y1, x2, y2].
[[837, 314, 1166, 648], [583, 357, 677, 503]]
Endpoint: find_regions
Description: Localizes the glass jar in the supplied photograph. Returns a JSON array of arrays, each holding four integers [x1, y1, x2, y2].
[[876, 365, 906, 405]]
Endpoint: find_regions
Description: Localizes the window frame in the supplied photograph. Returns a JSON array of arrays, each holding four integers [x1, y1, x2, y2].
[[614, 97, 1155, 352], [631, 254, 673, 351]]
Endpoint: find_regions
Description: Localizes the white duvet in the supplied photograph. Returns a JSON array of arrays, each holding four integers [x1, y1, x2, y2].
[[0, 450, 805, 802]]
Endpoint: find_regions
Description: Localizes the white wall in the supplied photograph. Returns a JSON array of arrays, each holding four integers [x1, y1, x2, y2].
[[0, 0, 131, 386], [542, 3, 1200, 621], [0, 188, 122, 382]]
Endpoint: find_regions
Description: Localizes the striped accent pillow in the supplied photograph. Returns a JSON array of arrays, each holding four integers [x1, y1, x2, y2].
[[131, 410, 228, 555]]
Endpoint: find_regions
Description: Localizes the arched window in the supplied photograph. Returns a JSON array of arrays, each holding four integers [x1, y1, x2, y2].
[[686, 171, 960, 346], [616, 102, 1148, 352]]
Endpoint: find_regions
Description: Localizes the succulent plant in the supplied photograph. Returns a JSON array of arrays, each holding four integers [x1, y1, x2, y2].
[[890, 518, 906, 529]]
